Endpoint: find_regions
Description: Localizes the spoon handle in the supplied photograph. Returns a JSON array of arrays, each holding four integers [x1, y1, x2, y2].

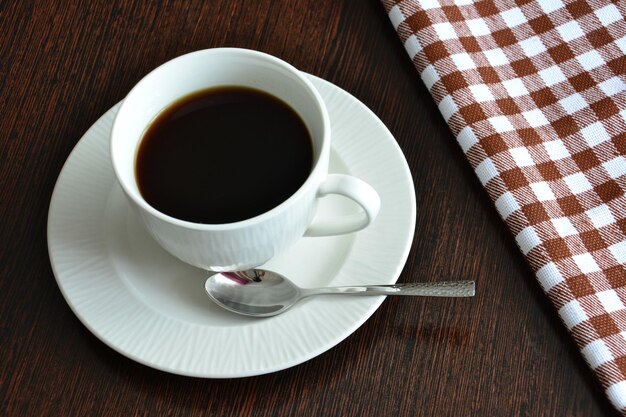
[[304, 281, 475, 298]]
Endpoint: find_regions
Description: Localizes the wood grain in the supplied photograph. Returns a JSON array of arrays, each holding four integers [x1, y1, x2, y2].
[[0, 0, 619, 416]]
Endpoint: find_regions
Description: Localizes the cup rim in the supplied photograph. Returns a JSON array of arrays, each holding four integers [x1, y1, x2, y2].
[[111, 47, 330, 231]]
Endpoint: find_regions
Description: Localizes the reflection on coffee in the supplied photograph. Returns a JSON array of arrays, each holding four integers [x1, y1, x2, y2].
[[135, 86, 313, 224]]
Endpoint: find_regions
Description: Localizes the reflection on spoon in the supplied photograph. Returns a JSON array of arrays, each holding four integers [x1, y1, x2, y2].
[[205, 269, 475, 318]]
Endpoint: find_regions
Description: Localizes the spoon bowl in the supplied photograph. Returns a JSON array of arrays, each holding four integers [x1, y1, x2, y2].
[[205, 269, 475, 317]]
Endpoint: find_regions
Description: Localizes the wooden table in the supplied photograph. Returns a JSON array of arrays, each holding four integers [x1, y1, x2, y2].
[[1, 1, 619, 415]]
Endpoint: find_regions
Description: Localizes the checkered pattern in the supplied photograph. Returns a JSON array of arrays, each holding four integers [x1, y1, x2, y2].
[[382, 0, 626, 412]]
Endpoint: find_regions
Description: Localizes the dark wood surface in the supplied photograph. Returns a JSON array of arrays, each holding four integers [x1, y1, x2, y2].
[[0, 1, 618, 416]]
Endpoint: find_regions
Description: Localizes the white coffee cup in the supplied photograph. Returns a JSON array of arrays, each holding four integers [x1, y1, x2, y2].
[[111, 48, 380, 271]]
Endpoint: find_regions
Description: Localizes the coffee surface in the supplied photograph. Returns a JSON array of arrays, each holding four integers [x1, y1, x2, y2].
[[135, 87, 313, 224]]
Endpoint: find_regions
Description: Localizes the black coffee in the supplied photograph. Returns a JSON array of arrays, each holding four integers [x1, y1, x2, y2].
[[135, 86, 313, 224]]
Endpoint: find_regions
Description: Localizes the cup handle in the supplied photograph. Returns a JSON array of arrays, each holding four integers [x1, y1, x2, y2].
[[304, 174, 381, 237]]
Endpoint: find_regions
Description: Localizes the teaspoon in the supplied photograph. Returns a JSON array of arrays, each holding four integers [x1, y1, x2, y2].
[[205, 269, 475, 317]]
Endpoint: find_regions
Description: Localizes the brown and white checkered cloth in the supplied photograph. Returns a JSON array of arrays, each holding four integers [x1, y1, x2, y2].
[[381, 0, 626, 412]]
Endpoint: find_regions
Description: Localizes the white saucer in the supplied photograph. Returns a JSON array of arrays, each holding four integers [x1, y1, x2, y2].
[[47, 75, 416, 377]]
